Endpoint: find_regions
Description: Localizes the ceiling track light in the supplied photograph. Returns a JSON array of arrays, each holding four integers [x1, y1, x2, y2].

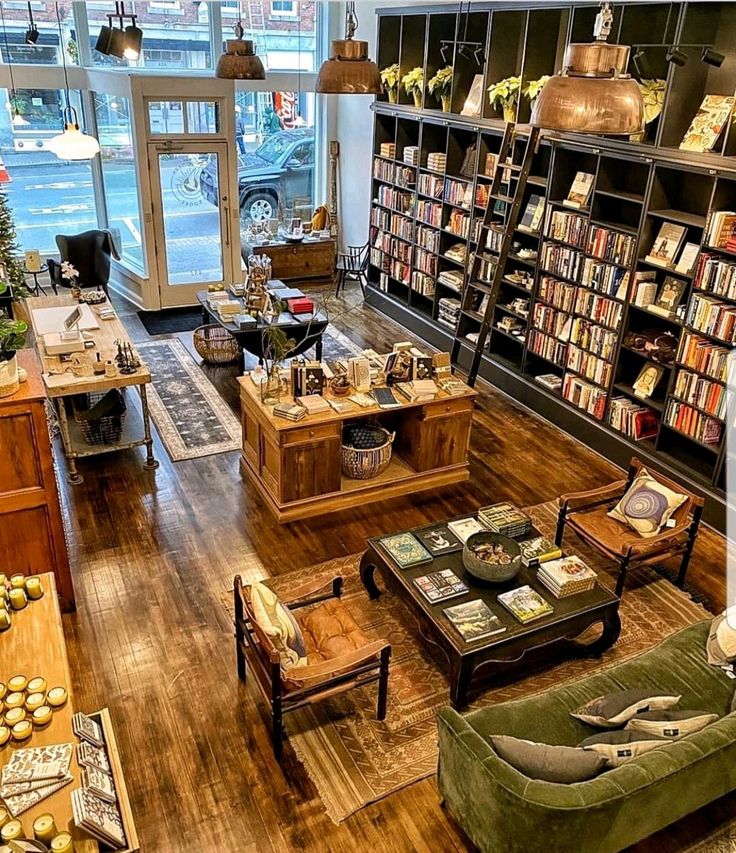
[[702, 47, 725, 68], [315, 1, 381, 95], [444, 3, 485, 68], [216, 18, 266, 79], [25, 1, 39, 44], [633, 43, 725, 70], [95, 2, 143, 61], [666, 46, 688, 67]]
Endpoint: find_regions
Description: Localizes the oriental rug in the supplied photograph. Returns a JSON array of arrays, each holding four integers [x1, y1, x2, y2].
[[230, 500, 714, 823]]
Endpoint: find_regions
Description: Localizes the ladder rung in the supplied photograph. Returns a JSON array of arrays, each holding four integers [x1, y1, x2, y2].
[[490, 194, 514, 203], [468, 281, 493, 294]]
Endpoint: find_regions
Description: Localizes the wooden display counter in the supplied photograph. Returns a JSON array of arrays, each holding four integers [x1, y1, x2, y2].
[[1, 573, 138, 852], [241, 237, 336, 281], [239, 377, 476, 523]]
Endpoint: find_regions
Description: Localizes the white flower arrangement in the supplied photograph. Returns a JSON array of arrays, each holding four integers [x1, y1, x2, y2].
[[60, 261, 79, 283]]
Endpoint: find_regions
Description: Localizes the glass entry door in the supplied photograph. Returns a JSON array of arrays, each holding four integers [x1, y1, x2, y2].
[[148, 140, 233, 306]]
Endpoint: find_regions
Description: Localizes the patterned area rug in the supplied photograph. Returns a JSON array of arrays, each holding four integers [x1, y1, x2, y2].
[[229, 501, 713, 823], [137, 339, 241, 461]]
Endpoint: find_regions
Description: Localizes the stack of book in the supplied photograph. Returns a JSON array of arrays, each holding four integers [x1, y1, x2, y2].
[[297, 395, 330, 414], [273, 401, 307, 421], [478, 503, 532, 537], [518, 535, 561, 567], [215, 300, 241, 322], [538, 555, 597, 598], [72, 787, 126, 848], [427, 151, 446, 173], [403, 145, 419, 166], [438, 297, 461, 328], [395, 380, 438, 402], [705, 209, 736, 249], [609, 396, 659, 440], [535, 373, 563, 392], [1, 743, 74, 817], [379, 142, 396, 159], [438, 269, 464, 291]]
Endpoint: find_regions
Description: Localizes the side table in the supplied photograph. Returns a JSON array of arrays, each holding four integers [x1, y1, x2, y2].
[[23, 264, 52, 296]]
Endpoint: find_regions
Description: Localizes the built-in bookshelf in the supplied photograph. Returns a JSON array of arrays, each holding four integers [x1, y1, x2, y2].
[[366, 1, 736, 530]]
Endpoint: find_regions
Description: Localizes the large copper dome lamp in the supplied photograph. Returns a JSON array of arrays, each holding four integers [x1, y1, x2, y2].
[[316, 2, 382, 95], [531, 2, 644, 136]]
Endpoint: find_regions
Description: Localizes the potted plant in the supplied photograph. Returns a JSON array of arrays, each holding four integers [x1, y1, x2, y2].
[[380, 63, 400, 104], [488, 76, 521, 122], [402, 66, 424, 108], [523, 75, 550, 106], [631, 78, 666, 142], [0, 318, 27, 398], [428, 66, 453, 112], [260, 303, 295, 405], [61, 260, 80, 297]]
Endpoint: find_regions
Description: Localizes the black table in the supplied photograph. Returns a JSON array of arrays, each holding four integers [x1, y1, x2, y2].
[[360, 516, 621, 709], [196, 287, 328, 372], [23, 264, 50, 296]]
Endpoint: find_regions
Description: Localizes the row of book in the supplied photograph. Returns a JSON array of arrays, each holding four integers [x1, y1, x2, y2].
[[370, 249, 411, 286], [567, 343, 613, 387], [678, 331, 730, 382], [540, 242, 584, 282], [533, 303, 569, 340], [694, 252, 736, 301], [411, 270, 435, 298], [415, 247, 438, 276], [485, 226, 504, 254], [705, 209, 736, 250], [528, 329, 567, 367], [446, 209, 470, 239], [370, 208, 414, 243], [376, 185, 413, 214], [417, 171, 443, 199], [373, 156, 393, 183], [673, 368, 728, 419], [575, 289, 623, 329], [562, 373, 607, 420], [538, 275, 577, 313], [395, 165, 416, 190], [687, 293, 736, 344], [580, 258, 629, 298], [546, 209, 587, 247], [586, 225, 637, 267], [609, 395, 659, 441], [445, 178, 472, 208], [569, 318, 617, 361], [475, 183, 490, 209], [416, 224, 441, 254], [664, 399, 722, 445], [416, 200, 442, 228]]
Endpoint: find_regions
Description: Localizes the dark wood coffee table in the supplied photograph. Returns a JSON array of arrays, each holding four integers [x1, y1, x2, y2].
[[360, 517, 621, 709]]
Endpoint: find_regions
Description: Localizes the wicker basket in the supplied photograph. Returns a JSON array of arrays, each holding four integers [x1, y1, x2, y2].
[[72, 390, 127, 446], [193, 324, 240, 365], [341, 425, 394, 480]]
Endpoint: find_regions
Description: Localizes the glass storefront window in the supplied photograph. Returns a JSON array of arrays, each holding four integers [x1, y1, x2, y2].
[[0, 88, 97, 255], [87, 1, 211, 69], [0, 1, 77, 65], [93, 93, 144, 271], [234, 91, 315, 227], [229, 1, 317, 71]]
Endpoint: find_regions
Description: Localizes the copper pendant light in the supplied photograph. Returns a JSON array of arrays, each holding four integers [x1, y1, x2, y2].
[[531, 2, 644, 136], [316, 2, 381, 95], [216, 21, 266, 80]]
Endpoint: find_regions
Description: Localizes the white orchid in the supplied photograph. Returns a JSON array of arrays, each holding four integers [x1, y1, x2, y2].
[[60, 261, 79, 282]]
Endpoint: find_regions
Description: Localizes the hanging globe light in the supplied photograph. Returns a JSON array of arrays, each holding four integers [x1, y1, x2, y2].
[[48, 106, 101, 161]]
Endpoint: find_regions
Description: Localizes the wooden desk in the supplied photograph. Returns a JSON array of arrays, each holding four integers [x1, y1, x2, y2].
[[1, 573, 138, 851], [22, 295, 159, 485], [239, 378, 476, 523], [241, 237, 336, 281], [0, 350, 74, 610]]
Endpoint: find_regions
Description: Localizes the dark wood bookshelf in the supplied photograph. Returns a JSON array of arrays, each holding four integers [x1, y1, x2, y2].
[[366, 0, 736, 531]]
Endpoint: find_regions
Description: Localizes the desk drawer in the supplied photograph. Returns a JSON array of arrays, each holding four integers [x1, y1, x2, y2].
[[281, 422, 340, 446], [423, 397, 474, 419]]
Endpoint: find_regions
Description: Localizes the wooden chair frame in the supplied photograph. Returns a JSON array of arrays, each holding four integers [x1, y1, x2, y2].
[[233, 574, 391, 761], [335, 243, 369, 296], [555, 457, 704, 597]]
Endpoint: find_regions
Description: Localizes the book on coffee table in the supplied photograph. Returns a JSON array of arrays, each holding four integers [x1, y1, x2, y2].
[[518, 536, 562, 568], [413, 569, 468, 604], [447, 517, 485, 543], [443, 599, 507, 642], [538, 556, 597, 598], [497, 585, 554, 624], [416, 524, 463, 555], [378, 532, 433, 568]]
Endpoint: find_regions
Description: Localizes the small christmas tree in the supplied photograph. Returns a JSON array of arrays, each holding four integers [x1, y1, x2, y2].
[[0, 189, 26, 298]]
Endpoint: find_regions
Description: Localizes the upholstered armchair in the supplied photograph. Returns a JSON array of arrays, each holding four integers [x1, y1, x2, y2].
[[233, 574, 391, 760], [555, 458, 704, 597], [47, 229, 121, 296]]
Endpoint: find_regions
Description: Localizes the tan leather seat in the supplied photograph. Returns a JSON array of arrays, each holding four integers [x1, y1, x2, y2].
[[297, 600, 371, 664], [567, 507, 687, 559]]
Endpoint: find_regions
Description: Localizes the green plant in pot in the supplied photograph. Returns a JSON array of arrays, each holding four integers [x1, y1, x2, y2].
[[0, 318, 28, 398], [488, 76, 521, 122], [260, 304, 296, 405], [523, 75, 550, 106], [380, 63, 400, 104], [631, 78, 666, 142], [428, 66, 453, 113], [402, 66, 424, 108]]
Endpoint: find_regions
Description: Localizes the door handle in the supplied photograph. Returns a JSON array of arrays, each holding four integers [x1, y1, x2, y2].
[[223, 204, 231, 247]]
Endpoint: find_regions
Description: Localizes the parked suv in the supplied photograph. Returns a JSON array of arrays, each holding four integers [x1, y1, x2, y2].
[[200, 128, 314, 222]]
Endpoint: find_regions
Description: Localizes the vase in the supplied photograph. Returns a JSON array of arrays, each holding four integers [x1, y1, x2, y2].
[[0, 355, 19, 398], [260, 366, 282, 406], [387, 90, 398, 104], [441, 94, 452, 113], [503, 104, 516, 123], [412, 90, 422, 108]]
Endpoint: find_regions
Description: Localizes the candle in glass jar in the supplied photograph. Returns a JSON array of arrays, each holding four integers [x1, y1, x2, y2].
[[9, 574, 25, 590], [7, 589, 26, 610], [5, 690, 24, 709], [12, 720, 32, 741], [25, 692, 45, 713], [27, 676, 46, 694], [1, 819, 22, 841], [7, 675, 26, 693], [32, 706, 53, 727], [0, 726, 9, 747], [0, 805, 8, 827], [4, 708, 25, 728], [50, 831, 74, 853], [32, 813, 57, 842], [46, 687, 68, 708], [0, 609, 9, 631], [25, 577, 43, 600], [0, 683, 5, 700]]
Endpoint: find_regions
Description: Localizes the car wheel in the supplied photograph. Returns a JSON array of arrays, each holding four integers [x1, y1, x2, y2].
[[245, 192, 277, 222]]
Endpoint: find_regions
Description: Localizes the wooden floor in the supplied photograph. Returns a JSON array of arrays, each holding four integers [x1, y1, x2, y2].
[[55, 284, 730, 853]]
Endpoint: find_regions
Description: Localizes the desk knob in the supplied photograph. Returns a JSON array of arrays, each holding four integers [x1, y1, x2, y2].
[[309, 430, 315, 437]]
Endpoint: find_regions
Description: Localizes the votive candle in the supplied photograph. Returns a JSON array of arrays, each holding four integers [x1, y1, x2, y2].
[[25, 577, 43, 600], [0, 726, 9, 747], [1, 819, 22, 841], [0, 683, 5, 700], [5, 691, 24, 709], [32, 706, 53, 727], [46, 687, 68, 708], [32, 813, 57, 843], [0, 805, 8, 827], [50, 831, 74, 853], [25, 692, 45, 713], [5, 707, 25, 728], [0, 609, 10, 631], [7, 675, 26, 693], [8, 589, 26, 610], [27, 676, 46, 694], [9, 574, 25, 590], [11, 720, 32, 741]]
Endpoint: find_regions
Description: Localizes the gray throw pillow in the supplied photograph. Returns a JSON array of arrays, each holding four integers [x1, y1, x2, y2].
[[707, 611, 736, 667], [625, 710, 718, 739], [571, 688, 681, 728], [490, 735, 608, 783], [580, 731, 670, 767]]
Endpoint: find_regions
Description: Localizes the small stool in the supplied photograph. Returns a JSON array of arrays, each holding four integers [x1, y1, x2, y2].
[[23, 264, 50, 296]]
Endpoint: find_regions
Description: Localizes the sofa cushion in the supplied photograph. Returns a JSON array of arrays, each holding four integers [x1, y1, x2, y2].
[[249, 581, 307, 670], [625, 709, 718, 739], [571, 688, 681, 728], [707, 610, 736, 667], [297, 599, 371, 664], [490, 735, 607, 783], [579, 730, 670, 767], [608, 468, 687, 538]]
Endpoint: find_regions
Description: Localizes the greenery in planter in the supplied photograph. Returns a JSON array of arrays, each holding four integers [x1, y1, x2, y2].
[[0, 190, 27, 295], [402, 66, 424, 107], [0, 319, 27, 362], [639, 78, 666, 124], [488, 76, 521, 120], [380, 63, 400, 103], [428, 66, 453, 111], [523, 75, 550, 105]]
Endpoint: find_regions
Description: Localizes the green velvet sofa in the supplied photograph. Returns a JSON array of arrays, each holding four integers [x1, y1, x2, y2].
[[437, 621, 736, 853]]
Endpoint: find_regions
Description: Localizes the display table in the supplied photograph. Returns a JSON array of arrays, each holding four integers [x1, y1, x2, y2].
[[0, 573, 138, 851], [22, 295, 158, 485], [241, 236, 336, 281], [239, 378, 476, 523], [0, 350, 74, 610]]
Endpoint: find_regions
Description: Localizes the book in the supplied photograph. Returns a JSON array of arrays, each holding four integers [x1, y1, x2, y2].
[[72, 786, 126, 848], [416, 524, 464, 555], [632, 363, 665, 399], [73, 712, 105, 748], [646, 222, 687, 268], [498, 585, 554, 624], [296, 394, 331, 414], [378, 532, 433, 568], [2, 773, 73, 817], [478, 503, 532, 538], [518, 536, 562, 568], [679, 94, 734, 153], [413, 569, 469, 604], [563, 172, 594, 209], [78, 742, 112, 775], [535, 374, 563, 392], [443, 599, 507, 642], [631, 271, 658, 307], [520, 194, 545, 232], [447, 516, 485, 543], [272, 401, 307, 422], [372, 387, 402, 409], [2, 744, 73, 785], [648, 276, 686, 317], [82, 764, 117, 805], [538, 555, 597, 598], [675, 242, 700, 275]]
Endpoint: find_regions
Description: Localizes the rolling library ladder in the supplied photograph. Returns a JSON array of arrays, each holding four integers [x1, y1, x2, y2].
[[451, 123, 542, 385]]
